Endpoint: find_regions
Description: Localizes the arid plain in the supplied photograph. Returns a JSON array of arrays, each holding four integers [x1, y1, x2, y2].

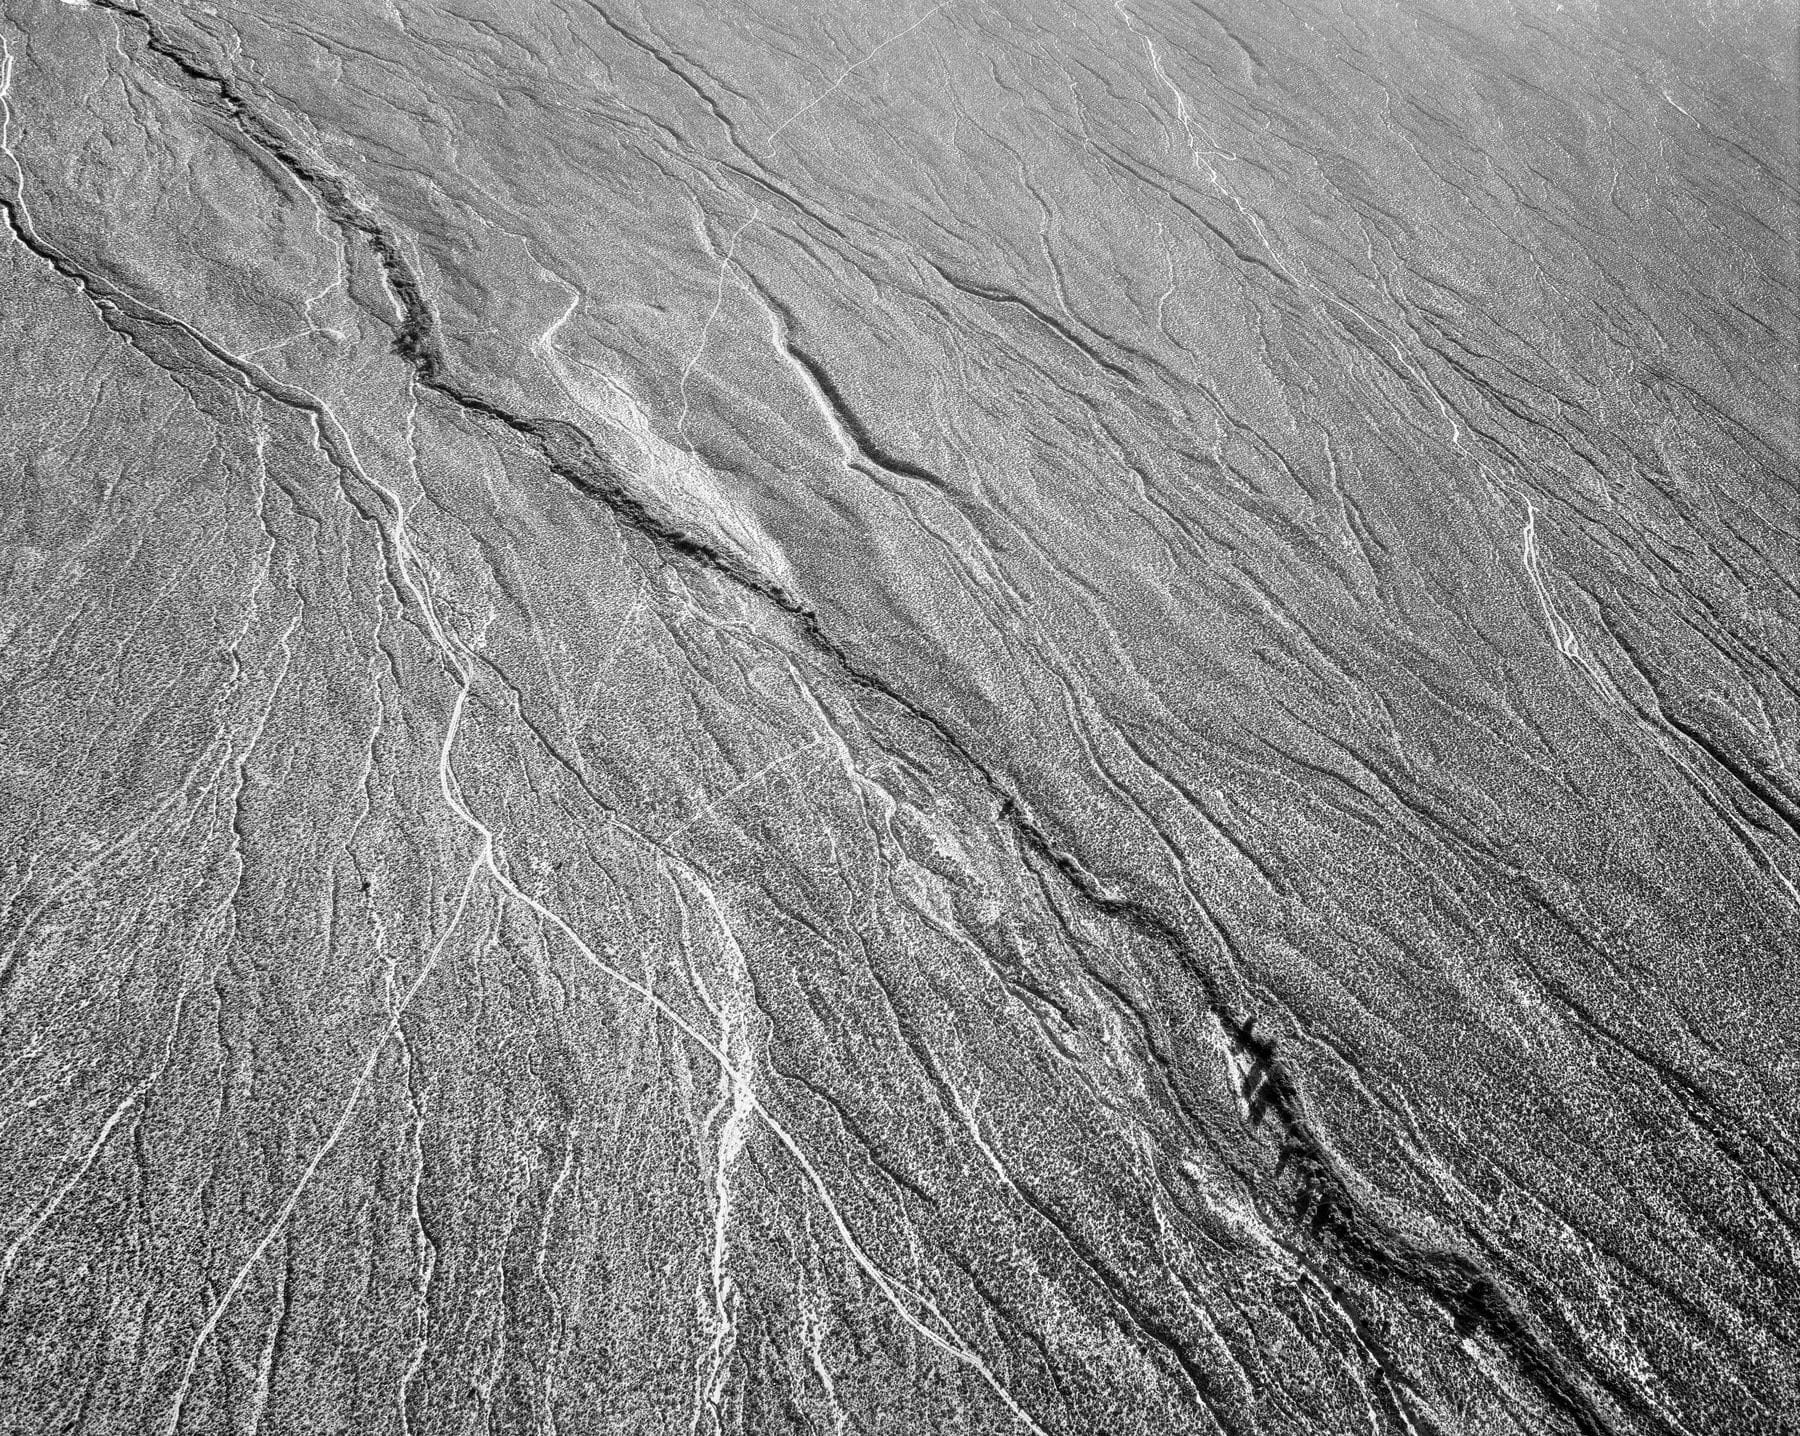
[[1, 1, 1796, 1432]]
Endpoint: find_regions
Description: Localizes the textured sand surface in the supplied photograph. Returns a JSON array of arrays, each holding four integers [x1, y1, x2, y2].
[[1, 1, 1796, 1432]]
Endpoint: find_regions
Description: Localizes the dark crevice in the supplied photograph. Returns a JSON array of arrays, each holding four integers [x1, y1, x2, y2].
[[924, 259, 1138, 383]]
